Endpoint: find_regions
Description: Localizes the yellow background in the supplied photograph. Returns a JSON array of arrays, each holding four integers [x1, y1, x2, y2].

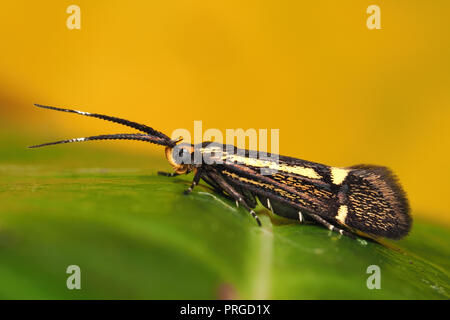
[[0, 1, 449, 223]]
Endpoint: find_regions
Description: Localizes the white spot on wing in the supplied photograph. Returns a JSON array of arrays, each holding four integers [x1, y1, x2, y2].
[[336, 205, 348, 225], [222, 155, 322, 179], [331, 167, 349, 185]]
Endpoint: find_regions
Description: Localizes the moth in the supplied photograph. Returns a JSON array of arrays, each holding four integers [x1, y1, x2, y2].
[[30, 104, 412, 240]]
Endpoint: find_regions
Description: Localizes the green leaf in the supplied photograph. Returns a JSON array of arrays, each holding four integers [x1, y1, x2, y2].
[[0, 132, 448, 299]]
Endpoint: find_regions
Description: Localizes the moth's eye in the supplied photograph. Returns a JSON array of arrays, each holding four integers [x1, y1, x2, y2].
[[177, 147, 190, 158]]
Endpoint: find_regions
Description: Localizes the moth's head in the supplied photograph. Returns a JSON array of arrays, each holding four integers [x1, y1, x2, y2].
[[165, 142, 195, 174]]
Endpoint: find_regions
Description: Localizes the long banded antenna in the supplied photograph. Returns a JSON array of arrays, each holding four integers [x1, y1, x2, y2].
[[28, 133, 171, 149], [34, 104, 171, 141]]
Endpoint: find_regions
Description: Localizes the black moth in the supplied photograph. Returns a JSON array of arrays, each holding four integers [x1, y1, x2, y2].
[[30, 104, 412, 240]]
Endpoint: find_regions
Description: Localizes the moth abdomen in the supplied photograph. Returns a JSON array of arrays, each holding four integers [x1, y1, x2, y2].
[[337, 165, 411, 239]]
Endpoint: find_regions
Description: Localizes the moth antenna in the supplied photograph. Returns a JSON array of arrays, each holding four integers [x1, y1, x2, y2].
[[34, 104, 171, 141], [170, 136, 184, 144], [28, 133, 172, 149]]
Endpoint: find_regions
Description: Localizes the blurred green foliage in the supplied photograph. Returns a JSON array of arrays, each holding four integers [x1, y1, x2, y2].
[[0, 131, 448, 299]]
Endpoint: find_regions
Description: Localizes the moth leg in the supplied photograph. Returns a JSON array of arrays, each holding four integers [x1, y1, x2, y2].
[[208, 171, 261, 226], [308, 213, 356, 239], [201, 174, 230, 198], [236, 186, 257, 209], [184, 167, 203, 195], [158, 171, 180, 177]]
